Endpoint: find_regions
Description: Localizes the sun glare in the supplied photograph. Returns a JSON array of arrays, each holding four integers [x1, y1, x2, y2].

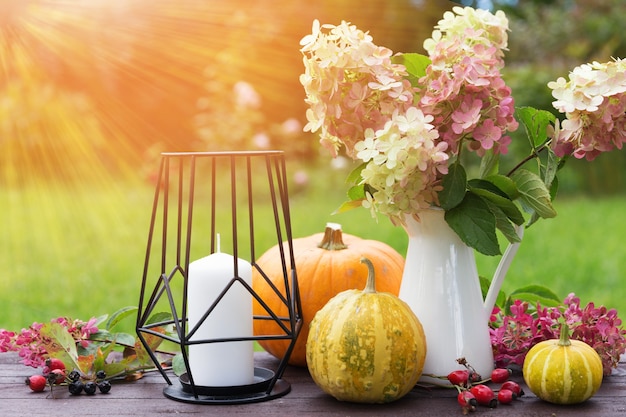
[[0, 0, 310, 325]]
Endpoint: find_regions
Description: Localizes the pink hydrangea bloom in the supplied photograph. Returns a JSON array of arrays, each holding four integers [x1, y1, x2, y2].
[[300, 7, 518, 224], [300, 19, 414, 159], [417, 6, 517, 156]]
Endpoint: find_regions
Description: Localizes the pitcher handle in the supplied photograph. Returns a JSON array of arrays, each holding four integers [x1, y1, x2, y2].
[[483, 225, 524, 322]]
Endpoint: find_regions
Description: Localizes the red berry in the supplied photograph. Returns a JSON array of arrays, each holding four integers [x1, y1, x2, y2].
[[497, 388, 516, 404], [448, 369, 470, 386], [490, 368, 511, 383], [470, 384, 497, 408], [457, 390, 477, 413], [47, 368, 65, 385], [45, 358, 66, 372], [25, 375, 47, 392], [500, 380, 524, 397]]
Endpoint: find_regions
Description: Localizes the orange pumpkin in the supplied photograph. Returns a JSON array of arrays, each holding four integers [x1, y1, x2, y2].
[[252, 223, 404, 367]]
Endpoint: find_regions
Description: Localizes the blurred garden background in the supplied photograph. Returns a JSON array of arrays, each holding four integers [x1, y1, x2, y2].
[[1, 0, 626, 334]]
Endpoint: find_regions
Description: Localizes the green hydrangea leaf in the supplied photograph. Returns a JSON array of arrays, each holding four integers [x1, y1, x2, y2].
[[469, 179, 524, 226], [439, 163, 467, 210], [345, 162, 366, 185], [484, 174, 520, 200], [483, 199, 522, 244], [445, 193, 500, 256], [516, 106, 556, 148], [479, 149, 500, 178], [332, 198, 364, 215], [511, 169, 557, 219], [392, 53, 431, 86]]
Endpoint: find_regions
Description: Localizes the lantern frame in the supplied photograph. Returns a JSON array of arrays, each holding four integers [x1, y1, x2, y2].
[[136, 151, 302, 404]]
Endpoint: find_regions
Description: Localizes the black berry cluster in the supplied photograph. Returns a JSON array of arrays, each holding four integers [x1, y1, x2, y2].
[[67, 369, 112, 396]]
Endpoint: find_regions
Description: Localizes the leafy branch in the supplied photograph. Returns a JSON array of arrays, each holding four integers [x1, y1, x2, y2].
[[439, 107, 561, 255]]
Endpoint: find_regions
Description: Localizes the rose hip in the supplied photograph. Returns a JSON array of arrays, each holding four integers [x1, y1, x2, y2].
[[457, 390, 477, 413], [497, 388, 516, 404], [470, 384, 497, 408], [448, 369, 470, 386], [501, 380, 524, 398], [45, 358, 66, 372], [47, 369, 65, 385], [25, 375, 46, 392], [490, 368, 511, 383]]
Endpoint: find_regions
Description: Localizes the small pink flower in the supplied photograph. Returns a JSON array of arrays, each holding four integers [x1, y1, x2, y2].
[[81, 317, 99, 339], [473, 119, 502, 150], [451, 98, 482, 135]]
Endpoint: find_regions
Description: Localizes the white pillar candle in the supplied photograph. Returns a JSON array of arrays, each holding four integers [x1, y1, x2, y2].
[[187, 236, 254, 387]]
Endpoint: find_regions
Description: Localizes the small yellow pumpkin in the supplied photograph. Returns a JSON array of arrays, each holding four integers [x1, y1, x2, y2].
[[523, 322, 603, 404], [306, 257, 426, 404]]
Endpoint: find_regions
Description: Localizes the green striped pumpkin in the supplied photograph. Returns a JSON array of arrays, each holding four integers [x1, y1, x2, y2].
[[306, 257, 426, 403], [523, 323, 603, 404]]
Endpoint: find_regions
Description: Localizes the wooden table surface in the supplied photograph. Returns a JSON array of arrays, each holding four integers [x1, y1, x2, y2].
[[2, 351, 625, 416]]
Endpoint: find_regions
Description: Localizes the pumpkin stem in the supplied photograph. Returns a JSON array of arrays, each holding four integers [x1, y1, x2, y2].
[[360, 257, 377, 294], [318, 223, 348, 251], [558, 321, 572, 347]]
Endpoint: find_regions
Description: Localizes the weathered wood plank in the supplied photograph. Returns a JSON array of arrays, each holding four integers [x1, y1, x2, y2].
[[1, 352, 625, 416]]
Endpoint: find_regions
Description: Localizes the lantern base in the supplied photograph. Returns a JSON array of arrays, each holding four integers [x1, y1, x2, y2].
[[163, 367, 291, 404]]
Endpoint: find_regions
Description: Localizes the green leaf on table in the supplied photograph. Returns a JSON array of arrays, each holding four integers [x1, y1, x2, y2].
[[106, 306, 138, 331], [146, 311, 173, 326], [133, 327, 166, 366], [393, 53, 431, 85], [77, 354, 95, 374], [102, 355, 144, 379], [516, 106, 556, 148], [439, 163, 467, 210], [510, 169, 557, 219], [445, 193, 500, 256], [92, 314, 109, 329], [172, 353, 187, 377], [108, 332, 136, 347], [39, 322, 81, 372]]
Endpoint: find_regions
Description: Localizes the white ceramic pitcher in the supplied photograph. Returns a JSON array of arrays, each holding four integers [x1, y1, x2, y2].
[[398, 208, 523, 383]]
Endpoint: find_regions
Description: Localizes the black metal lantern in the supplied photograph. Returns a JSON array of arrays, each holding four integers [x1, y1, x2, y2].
[[136, 151, 302, 404]]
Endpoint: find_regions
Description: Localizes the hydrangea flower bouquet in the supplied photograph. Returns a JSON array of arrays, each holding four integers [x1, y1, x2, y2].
[[300, 6, 626, 256]]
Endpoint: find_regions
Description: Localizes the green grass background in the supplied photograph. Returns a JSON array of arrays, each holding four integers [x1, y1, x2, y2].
[[1, 166, 625, 336]]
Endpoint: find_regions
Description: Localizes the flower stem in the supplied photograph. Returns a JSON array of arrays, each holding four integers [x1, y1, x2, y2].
[[506, 144, 548, 177]]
